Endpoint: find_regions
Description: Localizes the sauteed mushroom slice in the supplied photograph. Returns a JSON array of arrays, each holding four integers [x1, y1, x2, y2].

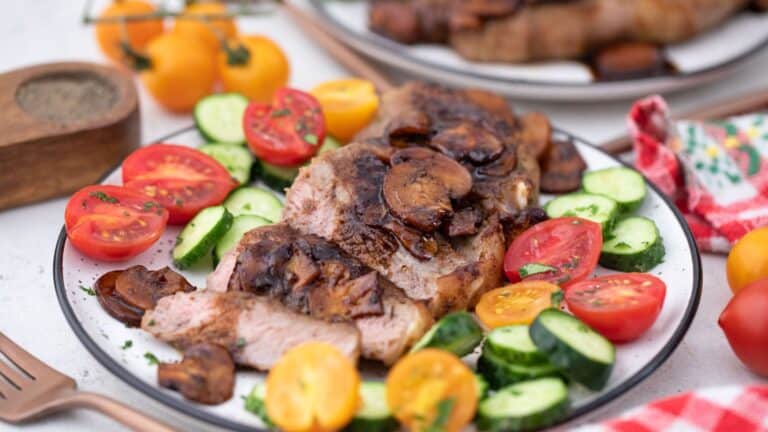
[[446, 207, 482, 237], [94, 270, 145, 327], [540, 139, 587, 193], [519, 112, 551, 160], [384, 148, 472, 232], [383, 218, 439, 260], [158, 343, 235, 405], [430, 122, 504, 164], [114, 266, 194, 311], [476, 148, 517, 177], [386, 109, 431, 138]]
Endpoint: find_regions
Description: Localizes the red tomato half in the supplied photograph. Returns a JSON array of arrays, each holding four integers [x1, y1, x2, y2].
[[65, 185, 169, 262], [122, 144, 236, 224], [503, 217, 602, 288], [719, 278, 768, 376], [244, 87, 326, 166], [565, 273, 666, 343]]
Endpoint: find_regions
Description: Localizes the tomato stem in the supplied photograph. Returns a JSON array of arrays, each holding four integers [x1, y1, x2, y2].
[[223, 40, 251, 66]]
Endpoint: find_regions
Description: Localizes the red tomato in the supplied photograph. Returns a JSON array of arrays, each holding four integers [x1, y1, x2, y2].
[[565, 273, 666, 342], [719, 278, 768, 376], [65, 185, 169, 261], [243, 87, 326, 166], [503, 217, 602, 288], [122, 144, 236, 224]]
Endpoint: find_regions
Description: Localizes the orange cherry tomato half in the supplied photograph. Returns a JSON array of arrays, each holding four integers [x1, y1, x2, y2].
[[310, 78, 379, 143], [475, 281, 563, 329], [504, 217, 602, 288], [565, 273, 666, 343], [386, 349, 477, 432], [244, 88, 326, 167], [122, 144, 236, 224], [65, 185, 168, 262], [719, 278, 768, 377], [265, 342, 360, 432]]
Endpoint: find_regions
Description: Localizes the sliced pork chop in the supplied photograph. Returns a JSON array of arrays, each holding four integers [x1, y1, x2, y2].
[[142, 290, 360, 370], [206, 224, 433, 365], [284, 143, 507, 317]]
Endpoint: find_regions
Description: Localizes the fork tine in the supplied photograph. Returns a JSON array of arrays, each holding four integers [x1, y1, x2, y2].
[[0, 333, 55, 378], [0, 358, 27, 390]]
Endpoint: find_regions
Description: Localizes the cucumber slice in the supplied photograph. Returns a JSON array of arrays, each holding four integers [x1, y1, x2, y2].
[[476, 377, 569, 432], [544, 192, 619, 232], [257, 136, 343, 192], [172, 206, 233, 269], [410, 311, 483, 357], [194, 93, 248, 145], [600, 216, 665, 272], [244, 383, 274, 429], [213, 215, 271, 266], [224, 187, 283, 222], [485, 325, 547, 365], [477, 348, 562, 390], [199, 143, 254, 184], [530, 308, 615, 391], [343, 382, 398, 432], [583, 167, 647, 213], [475, 373, 490, 400]]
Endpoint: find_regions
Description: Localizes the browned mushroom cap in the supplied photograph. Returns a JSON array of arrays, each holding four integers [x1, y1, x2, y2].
[[476, 148, 517, 177], [158, 343, 235, 405], [386, 109, 431, 138], [384, 147, 472, 232], [446, 207, 482, 237], [383, 218, 439, 260], [114, 266, 195, 311], [539, 140, 587, 193], [519, 112, 551, 160], [94, 270, 144, 327], [430, 122, 504, 164]]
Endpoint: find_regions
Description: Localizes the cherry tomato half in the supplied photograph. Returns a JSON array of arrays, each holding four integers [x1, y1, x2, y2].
[[476, 281, 562, 329], [503, 217, 602, 288], [243, 87, 326, 167], [65, 185, 169, 261], [719, 278, 768, 376], [122, 144, 236, 224], [565, 273, 666, 343]]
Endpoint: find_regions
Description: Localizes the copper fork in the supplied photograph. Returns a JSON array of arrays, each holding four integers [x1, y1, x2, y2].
[[0, 332, 175, 431]]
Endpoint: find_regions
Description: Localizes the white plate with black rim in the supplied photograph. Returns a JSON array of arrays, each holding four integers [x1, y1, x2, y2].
[[308, 0, 768, 101], [54, 125, 702, 431]]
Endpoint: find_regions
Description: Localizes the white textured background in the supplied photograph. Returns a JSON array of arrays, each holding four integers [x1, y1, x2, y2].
[[1, 1, 767, 430]]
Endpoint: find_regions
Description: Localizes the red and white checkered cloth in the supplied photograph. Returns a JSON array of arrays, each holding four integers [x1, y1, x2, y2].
[[628, 96, 768, 253], [578, 385, 768, 431]]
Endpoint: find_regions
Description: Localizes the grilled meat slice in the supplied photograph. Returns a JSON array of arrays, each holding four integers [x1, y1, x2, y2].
[[207, 224, 433, 364], [142, 290, 361, 370], [284, 142, 506, 317]]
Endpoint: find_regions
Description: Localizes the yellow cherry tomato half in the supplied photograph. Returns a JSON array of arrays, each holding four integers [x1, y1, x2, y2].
[[727, 226, 768, 294], [311, 78, 379, 143], [140, 33, 216, 113], [173, 2, 238, 54], [265, 342, 360, 432], [218, 35, 290, 103], [95, 0, 164, 64], [386, 349, 477, 432], [475, 281, 562, 329]]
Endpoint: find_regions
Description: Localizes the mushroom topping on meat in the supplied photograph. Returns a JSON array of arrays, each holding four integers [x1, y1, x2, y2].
[[383, 218, 439, 260], [386, 109, 432, 139], [158, 343, 235, 405], [476, 149, 517, 177], [383, 147, 472, 232], [94, 270, 145, 327], [430, 122, 504, 164], [518, 112, 551, 160], [446, 207, 482, 237], [539, 139, 588, 193], [94, 266, 195, 327]]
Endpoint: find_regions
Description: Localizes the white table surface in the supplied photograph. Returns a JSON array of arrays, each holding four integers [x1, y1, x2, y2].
[[2, 1, 767, 431]]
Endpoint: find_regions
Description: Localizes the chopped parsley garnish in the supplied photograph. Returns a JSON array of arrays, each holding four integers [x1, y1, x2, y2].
[[427, 398, 455, 432], [519, 263, 558, 278], [550, 290, 564, 307], [144, 352, 159, 365], [271, 108, 291, 118], [121, 340, 133, 350], [89, 191, 119, 204], [143, 201, 158, 209], [79, 285, 96, 296], [236, 337, 246, 348], [304, 133, 318, 145], [148, 319, 156, 327]]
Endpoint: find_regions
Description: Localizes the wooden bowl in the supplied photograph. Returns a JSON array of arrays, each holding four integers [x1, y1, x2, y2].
[[0, 62, 140, 210]]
